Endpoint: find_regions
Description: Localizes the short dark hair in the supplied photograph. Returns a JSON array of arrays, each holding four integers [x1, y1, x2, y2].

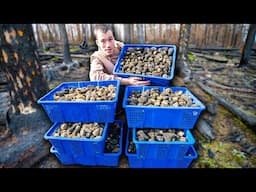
[[93, 24, 113, 39]]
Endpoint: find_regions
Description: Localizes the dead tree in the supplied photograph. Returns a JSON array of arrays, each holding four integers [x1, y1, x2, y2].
[[137, 24, 145, 43], [0, 24, 49, 117], [177, 24, 192, 81], [113, 24, 131, 43], [240, 24, 256, 67], [58, 24, 72, 65]]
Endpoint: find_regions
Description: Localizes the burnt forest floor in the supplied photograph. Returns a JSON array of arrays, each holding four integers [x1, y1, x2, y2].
[[1, 51, 256, 169], [33, 52, 256, 169]]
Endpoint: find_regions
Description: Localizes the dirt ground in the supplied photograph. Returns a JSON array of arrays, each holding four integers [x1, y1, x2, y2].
[[32, 52, 256, 168], [2, 52, 256, 169]]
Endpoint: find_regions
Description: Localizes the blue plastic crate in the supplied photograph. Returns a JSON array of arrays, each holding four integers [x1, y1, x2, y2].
[[50, 146, 98, 166], [176, 145, 198, 168], [44, 122, 108, 157], [38, 80, 120, 123], [50, 146, 75, 165], [125, 128, 144, 168], [132, 128, 195, 159], [125, 129, 197, 168], [123, 86, 205, 129], [96, 120, 123, 167], [48, 120, 123, 167], [113, 44, 176, 86], [126, 146, 198, 168]]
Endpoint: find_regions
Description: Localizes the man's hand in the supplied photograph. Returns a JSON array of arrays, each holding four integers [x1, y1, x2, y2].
[[127, 76, 151, 86]]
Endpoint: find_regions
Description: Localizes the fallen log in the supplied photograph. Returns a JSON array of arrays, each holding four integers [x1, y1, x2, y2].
[[208, 66, 225, 72], [203, 55, 228, 63], [196, 119, 216, 141], [42, 61, 82, 82], [191, 49, 256, 61], [196, 81, 256, 130], [189, 47, 240, 52], [39, 52, 90, 59], [204, 79, 256, 94], [191, 52, 228, 63]]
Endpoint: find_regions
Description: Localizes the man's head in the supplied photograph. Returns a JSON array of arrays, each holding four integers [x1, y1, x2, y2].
[[94, 24, 115, 56]]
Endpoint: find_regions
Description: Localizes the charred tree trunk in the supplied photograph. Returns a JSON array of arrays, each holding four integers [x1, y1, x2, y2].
[[204, 24, 208, 47], [69, 24, 75, 43], [222, 25, 228, 47], [137, 24, 145, 43], [0, 24, 49, 115], [124, 24, 131, 43], [113, 24, 131, 43], [46, 24, 54, 42], [58, 24, 72, 64], [76, 24, 82, 42], [88, 24, 96, 46], [231, 24, 237, 48], [35, 24, 42, 48], [213, 24, 219, 46], [240, 24, 256, 67], [177, 24, 191, 81], [51, 24, 60, 42]]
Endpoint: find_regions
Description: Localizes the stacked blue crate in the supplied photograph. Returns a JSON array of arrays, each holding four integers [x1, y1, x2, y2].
[[112, 44, 205, 168], [122, 85, 205, 168], [38, 80, 120, 123], [125, 128, 198, 168], [48, 120, 124, 167], [38, 80, 123, 167], [123, 86, 205, 129], [132, 128, 195, 160]]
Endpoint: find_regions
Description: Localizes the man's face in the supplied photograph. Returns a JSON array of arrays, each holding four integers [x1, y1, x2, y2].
[[96, 30, 115, 56]]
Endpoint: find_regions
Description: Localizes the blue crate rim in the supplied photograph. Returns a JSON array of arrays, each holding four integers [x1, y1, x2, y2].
[[102, 119, 123, 156], [125, 131, 198, 158], [125, 129, 198, 168], [38, 80, 120, 104], [113, 73, 173, 81], [50, 119, 124, 156], [184, 145, 198, 159], [38, 100, 117, 104], [123, 86, 206, 110], [132, 128, 195, 145], [125, 128, 137, 157], [44, 122, 108, 142], [121, 43, 177, 48]]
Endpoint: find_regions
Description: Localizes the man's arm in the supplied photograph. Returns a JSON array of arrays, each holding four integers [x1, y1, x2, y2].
[[89, 56, 130, 84], [89, 57, 115, 81]]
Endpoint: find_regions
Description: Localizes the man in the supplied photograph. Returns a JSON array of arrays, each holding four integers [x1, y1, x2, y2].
[[89, 24, 150, 86], [89, 24, 151, 155]]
